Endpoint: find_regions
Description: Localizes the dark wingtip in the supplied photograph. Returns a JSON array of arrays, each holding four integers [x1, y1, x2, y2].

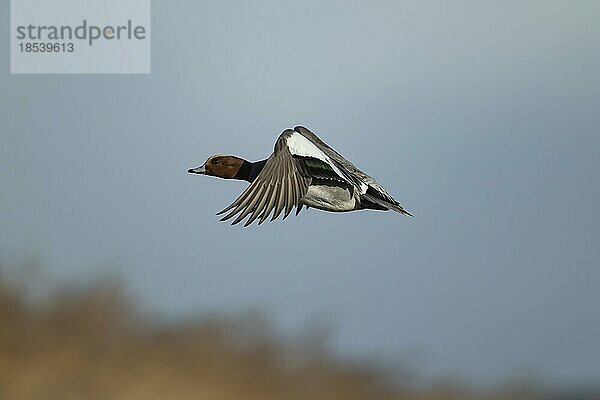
[[257, 217, 270, 226], [293, 126, 307, 133]]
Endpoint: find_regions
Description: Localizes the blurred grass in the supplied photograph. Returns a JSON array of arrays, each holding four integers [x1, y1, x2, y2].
[[0, 273, 592, 400]]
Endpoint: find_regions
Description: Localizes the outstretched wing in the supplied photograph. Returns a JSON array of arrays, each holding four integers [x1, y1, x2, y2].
[[217, 130, 311, 226]]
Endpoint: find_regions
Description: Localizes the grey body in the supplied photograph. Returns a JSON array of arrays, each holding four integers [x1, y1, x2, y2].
[[301, 184, 357, 212]]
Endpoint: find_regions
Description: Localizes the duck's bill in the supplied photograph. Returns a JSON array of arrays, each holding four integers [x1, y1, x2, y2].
[[187, 164, 206, 174]]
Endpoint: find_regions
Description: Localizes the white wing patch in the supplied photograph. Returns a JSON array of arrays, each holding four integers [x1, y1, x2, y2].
[[359, 182, 368, 194], [285, 132, 347, 181], [286, 131, 329, 161]]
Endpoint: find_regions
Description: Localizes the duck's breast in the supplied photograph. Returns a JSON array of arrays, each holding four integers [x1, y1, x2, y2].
[[301, 184, 357, 212]]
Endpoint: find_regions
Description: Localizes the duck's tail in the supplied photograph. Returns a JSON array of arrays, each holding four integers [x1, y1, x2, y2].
[[361, 189, 413, 217]]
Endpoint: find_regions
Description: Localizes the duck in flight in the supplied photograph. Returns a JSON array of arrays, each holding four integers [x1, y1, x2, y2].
[[188, 126, 412, 226]]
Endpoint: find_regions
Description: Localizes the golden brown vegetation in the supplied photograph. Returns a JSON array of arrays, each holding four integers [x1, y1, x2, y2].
[[0, 277, 585, 400]]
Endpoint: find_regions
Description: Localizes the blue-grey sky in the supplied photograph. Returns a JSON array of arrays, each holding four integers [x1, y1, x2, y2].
[[1, 0, 599, 386]]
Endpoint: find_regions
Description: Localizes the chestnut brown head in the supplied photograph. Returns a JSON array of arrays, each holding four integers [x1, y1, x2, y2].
[[188, 155, 247, 179]]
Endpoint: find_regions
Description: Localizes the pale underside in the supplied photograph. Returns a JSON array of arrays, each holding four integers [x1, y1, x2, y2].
[[299, 184, 358, 212]]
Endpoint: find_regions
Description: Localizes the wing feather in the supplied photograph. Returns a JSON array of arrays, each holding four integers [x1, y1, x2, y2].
[[218, 131, 310, 226], [231, 182, 268, 225], [218, 180, 261, 221], [258, 181, 279, 225], [283, 162, 295, 219], [244, 180, 274, 227]]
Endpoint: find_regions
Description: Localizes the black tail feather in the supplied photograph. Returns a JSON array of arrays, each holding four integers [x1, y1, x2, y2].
[[361, 190, 413, 216]]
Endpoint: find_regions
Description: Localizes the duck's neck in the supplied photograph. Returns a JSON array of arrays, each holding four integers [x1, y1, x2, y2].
[[234, 159, 268, 182]]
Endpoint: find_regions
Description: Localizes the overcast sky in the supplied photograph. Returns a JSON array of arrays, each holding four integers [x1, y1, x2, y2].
[[1, 0, 599, 386]]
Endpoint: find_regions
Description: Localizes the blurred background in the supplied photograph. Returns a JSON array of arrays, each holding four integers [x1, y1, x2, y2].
[[1, 1, 599, 399]]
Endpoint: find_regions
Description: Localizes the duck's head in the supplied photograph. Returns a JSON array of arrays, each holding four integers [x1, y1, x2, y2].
[[188, 155, 246, 179]]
